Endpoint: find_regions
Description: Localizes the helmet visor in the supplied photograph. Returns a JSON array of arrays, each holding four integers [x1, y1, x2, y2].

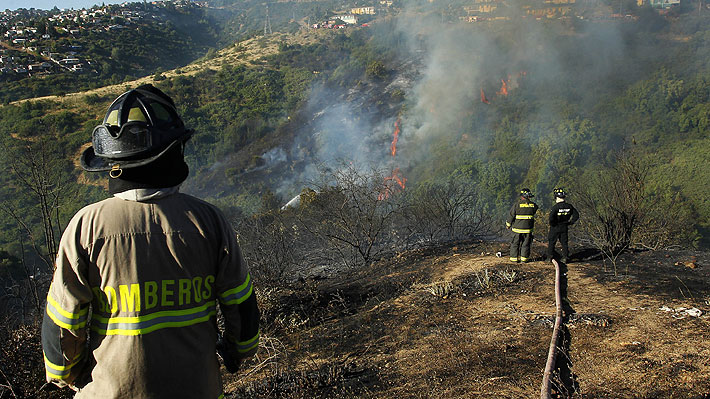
[[92, 122, 152, 159]]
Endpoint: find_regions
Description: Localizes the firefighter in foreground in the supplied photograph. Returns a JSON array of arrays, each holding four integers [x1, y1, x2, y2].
[[41, 84, 259, 398], [547, 187, 579, 263], [506, 188, 538, 262]]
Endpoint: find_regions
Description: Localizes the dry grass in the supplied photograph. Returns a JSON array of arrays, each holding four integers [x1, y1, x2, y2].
[[228, 242, 710, 398], [5, 241, 708, 398], [9, 29, 331, 108]]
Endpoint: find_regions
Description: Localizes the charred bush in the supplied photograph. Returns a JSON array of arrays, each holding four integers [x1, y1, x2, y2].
[[574, 150, 697, 274], [455, 266, 525, 297], [237, 210, 312, 286], [296, 165, 403, 268], [0, 318, 72, 399], [399, 177, 494, 245]]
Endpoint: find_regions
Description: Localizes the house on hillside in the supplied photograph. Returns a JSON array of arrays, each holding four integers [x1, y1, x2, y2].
[[28, 63, 47, 71], [351, 7, 376, 15], [339, 15, 358, 24], [638, 0, 680, 8], [463, 0, 501, 19]]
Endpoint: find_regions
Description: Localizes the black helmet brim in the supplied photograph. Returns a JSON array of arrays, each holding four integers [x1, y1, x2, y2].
[[80, 131, 191, 172]]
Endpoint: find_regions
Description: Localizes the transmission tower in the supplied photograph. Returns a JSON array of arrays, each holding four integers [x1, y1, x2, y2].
[[264, 5, 273, 35]]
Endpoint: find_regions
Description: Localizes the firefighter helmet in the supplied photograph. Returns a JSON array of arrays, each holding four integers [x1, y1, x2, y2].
[[80, 84, 192, 174], [553, 188, 567, 198], [520, 188, 534, 199]]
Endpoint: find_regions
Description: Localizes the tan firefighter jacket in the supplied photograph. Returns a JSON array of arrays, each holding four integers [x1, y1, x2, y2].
[[42, 188, 259, 398]]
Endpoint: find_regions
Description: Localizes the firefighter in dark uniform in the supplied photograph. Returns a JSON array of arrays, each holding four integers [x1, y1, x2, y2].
[[506, 188, 538, 262], [547, 188, 579, 263]]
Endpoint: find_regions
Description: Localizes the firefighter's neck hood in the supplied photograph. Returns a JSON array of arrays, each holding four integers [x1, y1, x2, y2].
[[108, 144, 188, 195]]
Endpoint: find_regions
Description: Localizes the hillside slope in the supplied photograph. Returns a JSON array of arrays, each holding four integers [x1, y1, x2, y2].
[[11, 30, 325, 106], [227, 241, 710, 398]]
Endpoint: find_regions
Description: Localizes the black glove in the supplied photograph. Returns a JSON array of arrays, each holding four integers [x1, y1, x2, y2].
[[216, 334, 242, 373]]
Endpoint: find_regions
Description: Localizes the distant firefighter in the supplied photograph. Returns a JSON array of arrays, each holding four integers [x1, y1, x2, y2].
[[547, 188, 579, 263], [506, 188, 538, 262]]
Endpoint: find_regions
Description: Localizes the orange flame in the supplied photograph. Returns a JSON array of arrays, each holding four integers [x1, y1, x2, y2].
[[380, 118, 406, 201], [498, 79, 508, 96], [389, 167, 406, 189], [390, 118, 401, 157], [378, 168, 407, 200], [480, 88, 489, 104]]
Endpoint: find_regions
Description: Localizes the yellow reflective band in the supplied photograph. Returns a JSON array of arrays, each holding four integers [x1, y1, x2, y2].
[[219, 274, 253, 305], [222, 284, 253, 306], [505, 222, 511, 227], [220, 273, 250, 298], [46, 310, 85, 330], [47, 294, 89, 320], [91, 301, 217, 336], [237, 330, 260, 353], [515, 215, 533, 219], [44, 352, 82, 379], [520, 257, 528, 261], [512, 228, 532, 233], [509, 257, 519, 262], [46, 370, 69, 380], [519, 203, 536, 208], [46, 296, 89, 330]]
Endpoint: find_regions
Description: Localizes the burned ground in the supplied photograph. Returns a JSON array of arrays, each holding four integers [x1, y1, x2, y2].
[[3, 241, 708, 398], [226, 241, 710, 398]]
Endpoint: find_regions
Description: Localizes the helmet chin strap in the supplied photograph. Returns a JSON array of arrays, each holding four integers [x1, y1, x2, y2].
[[110, 164, 123, 179]]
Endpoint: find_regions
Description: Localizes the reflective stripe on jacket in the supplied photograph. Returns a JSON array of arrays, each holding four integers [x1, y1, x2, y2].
[[41, 191, 259, 398], [506, 198, 538, 234]]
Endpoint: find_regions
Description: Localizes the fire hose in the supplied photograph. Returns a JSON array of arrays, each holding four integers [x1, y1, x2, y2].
[[540, 258, 563, 399]]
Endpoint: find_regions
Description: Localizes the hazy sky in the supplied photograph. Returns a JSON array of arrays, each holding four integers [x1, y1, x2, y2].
[[3, 0, 129, 11]]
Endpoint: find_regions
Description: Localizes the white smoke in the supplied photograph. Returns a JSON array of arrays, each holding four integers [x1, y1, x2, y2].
[[274, 8, 627, 201]]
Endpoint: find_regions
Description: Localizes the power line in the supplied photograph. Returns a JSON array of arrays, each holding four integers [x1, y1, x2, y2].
[[264, 4, 272, 35]]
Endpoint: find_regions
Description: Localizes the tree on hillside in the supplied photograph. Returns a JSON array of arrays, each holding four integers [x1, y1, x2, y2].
[[402, 177, 493, 244], [237, 209, 305, 285], [1, 127, 68, 272], [298, 164, 403, 267], [574, 149, 696, 274]]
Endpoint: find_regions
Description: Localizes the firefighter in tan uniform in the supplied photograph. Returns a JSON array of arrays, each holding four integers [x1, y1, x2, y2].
[[41, 85, 259, 398], [506, 188, 538, 262]]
